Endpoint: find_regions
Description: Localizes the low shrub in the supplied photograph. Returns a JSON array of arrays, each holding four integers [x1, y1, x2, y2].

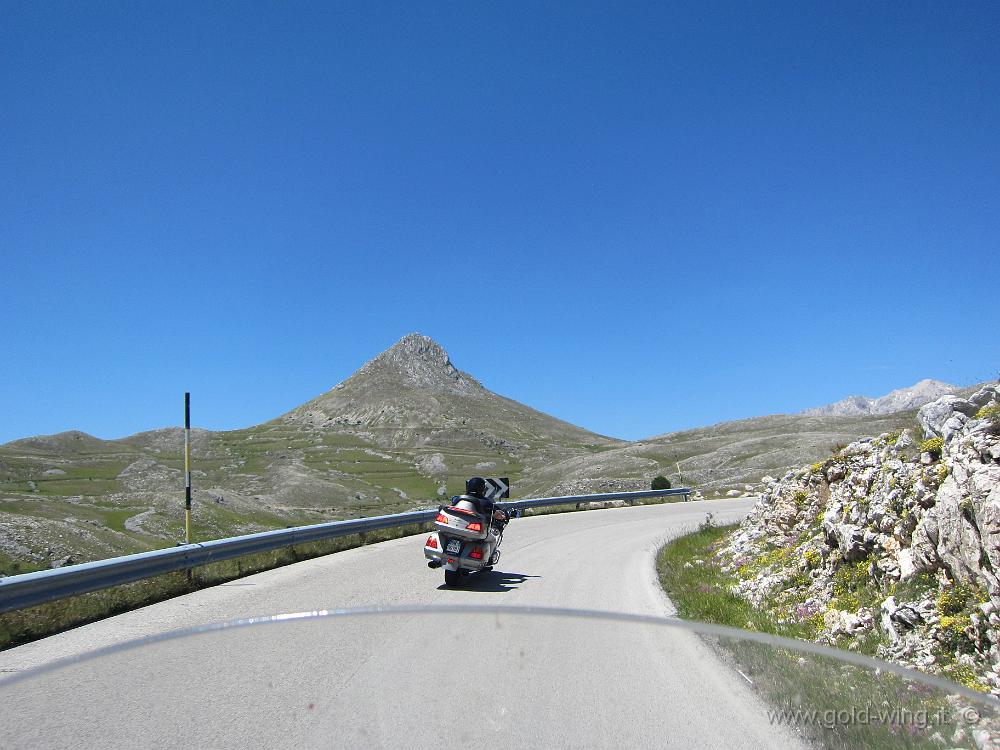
[[975, 403, 1000, 421], [919, 437, 943, 459]]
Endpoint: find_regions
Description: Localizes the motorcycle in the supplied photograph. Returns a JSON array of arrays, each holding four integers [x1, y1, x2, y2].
[[423, 495, 516, 586]]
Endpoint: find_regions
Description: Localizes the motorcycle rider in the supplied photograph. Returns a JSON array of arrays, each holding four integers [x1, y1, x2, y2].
[[465, 476, 509, 527]]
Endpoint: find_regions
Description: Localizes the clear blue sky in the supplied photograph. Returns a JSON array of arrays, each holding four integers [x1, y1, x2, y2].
[[2, 1, 997, 444]]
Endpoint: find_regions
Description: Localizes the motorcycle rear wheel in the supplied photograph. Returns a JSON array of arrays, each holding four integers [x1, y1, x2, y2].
[[444, 569, 461, 586]]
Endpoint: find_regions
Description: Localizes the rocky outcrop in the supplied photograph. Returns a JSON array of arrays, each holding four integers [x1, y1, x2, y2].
[[352, 333, 483, 395], [919, 395, 980, 441], [720, 385, 1000, 694], [415, 452, 448, 476]]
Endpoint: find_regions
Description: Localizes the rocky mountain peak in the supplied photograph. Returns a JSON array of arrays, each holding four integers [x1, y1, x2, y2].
[[371, 333, 451, 370], [802, 379, 958, 417], [347, 333, 481, 394]]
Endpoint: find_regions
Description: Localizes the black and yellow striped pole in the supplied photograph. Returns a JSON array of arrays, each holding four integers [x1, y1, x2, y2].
[[184, 392, 192, 545]]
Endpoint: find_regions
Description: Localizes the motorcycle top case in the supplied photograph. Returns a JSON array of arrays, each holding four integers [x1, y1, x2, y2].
[[434, 503, 489, 540]]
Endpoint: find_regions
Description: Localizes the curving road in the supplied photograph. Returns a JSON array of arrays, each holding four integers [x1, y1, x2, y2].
[[2, 498, 804, 748]]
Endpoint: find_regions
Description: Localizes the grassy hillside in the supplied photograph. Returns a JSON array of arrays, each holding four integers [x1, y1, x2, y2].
[[0, 335, 620, 572], [0, 409, 926, 574], [0, 421, 541, 573], [516, 411, 923, 498]]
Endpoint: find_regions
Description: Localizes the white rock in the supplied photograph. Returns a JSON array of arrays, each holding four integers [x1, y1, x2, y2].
[[970, 386, 999, 408], [826, 522, 870, 561], [842, 441, 868, 457], [942, 413, 970, 442], [918, 395, 978, 438], [973, 729, 994, 749], [827, 464, 847, 482], [897, 548, 917, 580]]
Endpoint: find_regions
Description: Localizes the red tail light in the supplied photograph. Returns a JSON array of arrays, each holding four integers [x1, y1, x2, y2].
[[435, 513, 449, 524], [466, 522, 482, 532], [469, 546, 484, 560], [426, 535, 438, 549]]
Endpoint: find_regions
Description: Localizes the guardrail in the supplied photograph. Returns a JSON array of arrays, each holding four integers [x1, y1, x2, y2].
[[0, 487, 690, 614]]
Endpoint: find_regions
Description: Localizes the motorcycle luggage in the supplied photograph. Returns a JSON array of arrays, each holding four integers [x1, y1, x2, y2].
[[434, 505, 489, 540]]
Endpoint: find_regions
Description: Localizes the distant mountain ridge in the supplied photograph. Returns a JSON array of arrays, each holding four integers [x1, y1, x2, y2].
[[0, 334, 983, 574], [801, 379, 958, 417]]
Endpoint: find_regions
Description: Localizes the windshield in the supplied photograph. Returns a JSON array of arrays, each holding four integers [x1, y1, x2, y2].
[[3, 607, 998, 749]]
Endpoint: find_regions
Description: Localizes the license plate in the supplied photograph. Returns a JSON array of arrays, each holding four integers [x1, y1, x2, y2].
[[445, 539, 462, 554]]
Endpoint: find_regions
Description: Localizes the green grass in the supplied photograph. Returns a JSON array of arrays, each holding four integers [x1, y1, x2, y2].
[[722, 635, 975, 749], [889, 572, 937, 603], [98, 507, 144, 534], [0, 461, 131, 497], [657, 524, 986, 749], [0, 499, 165, 565], [1, 498, 149, 533], [0, 552, 45, 577], [33, 478, 124, 497], [182, 502, 317, 542], [658, 523, 814, 638]]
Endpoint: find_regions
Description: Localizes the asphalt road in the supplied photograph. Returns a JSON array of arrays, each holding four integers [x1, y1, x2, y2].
[[2, 498, 804, 748]]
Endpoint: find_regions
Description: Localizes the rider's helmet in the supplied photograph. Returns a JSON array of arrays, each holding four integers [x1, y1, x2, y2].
[[465, 476, 488, 498]]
